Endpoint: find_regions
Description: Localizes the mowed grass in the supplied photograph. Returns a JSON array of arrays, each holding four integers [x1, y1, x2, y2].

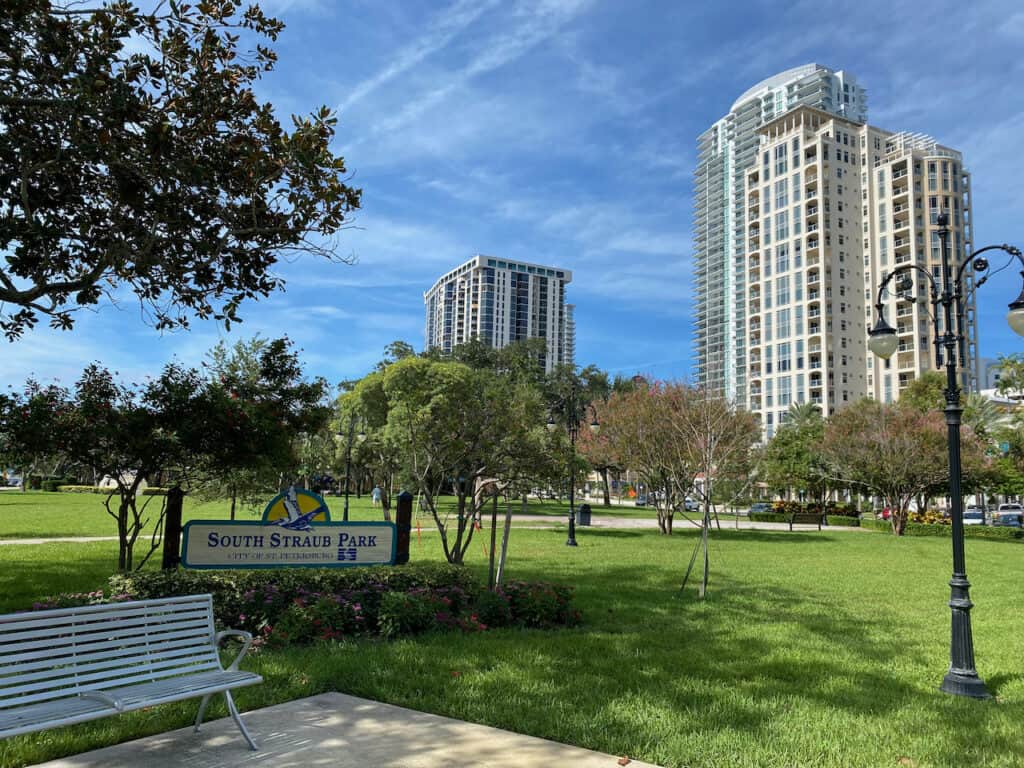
[[1, 518, 1022, 767], [0, 490, 662, 540]]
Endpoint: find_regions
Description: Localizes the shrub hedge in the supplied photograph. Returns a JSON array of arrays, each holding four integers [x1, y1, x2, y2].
[[105, 564, 581, 645], [749, 512, 789, 523], [826, 515, 860, 527], [860, 517, 1023, 540]]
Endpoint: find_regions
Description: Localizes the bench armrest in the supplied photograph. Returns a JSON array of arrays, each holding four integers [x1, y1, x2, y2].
[[79, 690, 125, 712], [214, 629, 254, 671]]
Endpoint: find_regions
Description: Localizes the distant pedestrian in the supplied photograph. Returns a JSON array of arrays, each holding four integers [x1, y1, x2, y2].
[[371, 485, 382, 506]]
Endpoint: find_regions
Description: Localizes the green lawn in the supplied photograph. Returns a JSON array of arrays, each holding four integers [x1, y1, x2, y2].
[[0, 491, 664, 540], [1, 514, 1021, 767]]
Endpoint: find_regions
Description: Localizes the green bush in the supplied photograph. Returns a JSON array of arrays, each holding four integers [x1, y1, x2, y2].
[[473, 588, 514, 628], [859, 518, 889, 532], [826, 515, 860, 527], [106, 565, 581, 645], [266, 593, 366, 647], [57, 485, 106, 493], [749, 512, 789, 523], [859, 517, 1022, 540], [111, 562, 478, 623], [377, 590, 443, 638], [40, 478, 69, 492], [500, 580, 580, 628]]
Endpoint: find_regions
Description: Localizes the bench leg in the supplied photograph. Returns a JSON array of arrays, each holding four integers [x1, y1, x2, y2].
[[194, 694, 213, 733], [225, 690, 258, 751]]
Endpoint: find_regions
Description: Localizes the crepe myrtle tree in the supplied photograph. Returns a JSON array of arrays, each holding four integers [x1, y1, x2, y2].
[[0, 0, 361, 339], [818, 398, 991, 535]]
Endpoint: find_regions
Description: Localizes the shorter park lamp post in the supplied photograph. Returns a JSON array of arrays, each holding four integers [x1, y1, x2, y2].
[[867, 211, 1024, 699], [547, 384, 599, 547], [338, 415, 366, 522]]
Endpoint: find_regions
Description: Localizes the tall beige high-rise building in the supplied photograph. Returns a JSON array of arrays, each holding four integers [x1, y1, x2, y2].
[[692, 65, 867, 403], [742, 106, 976, 437]]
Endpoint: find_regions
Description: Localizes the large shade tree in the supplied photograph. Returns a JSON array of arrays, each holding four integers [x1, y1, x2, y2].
[[0, 0, 361, 338]]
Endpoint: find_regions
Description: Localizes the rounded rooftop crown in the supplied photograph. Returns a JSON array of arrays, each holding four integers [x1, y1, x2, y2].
[[730, 64, 830, 112]]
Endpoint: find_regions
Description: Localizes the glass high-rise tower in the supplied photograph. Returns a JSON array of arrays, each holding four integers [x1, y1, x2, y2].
[[692, 64, 866, 401]]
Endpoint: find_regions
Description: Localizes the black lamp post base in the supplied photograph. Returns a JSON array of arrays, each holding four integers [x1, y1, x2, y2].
[[941, 669, 991, 699], [565, 538, 578, 547]]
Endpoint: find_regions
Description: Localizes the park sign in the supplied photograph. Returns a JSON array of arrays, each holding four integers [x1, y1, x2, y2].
[[182, 488, 397, 569]]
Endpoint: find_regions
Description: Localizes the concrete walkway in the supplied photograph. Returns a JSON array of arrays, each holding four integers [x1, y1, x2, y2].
[[35, 692, 662, 768]]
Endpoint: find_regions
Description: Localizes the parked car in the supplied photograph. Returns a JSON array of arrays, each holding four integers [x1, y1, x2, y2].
[[749, 502, 772, 515], [996, 502, 1023, 514], [684, 498, 700, 513], [635, 494, 647, 507], [963, 508, 985, 526], [5, 475, 21, 488], [993, 513, 1023, 528]]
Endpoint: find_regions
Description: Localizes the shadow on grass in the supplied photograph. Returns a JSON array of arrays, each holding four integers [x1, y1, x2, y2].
[[0, 542, 121, 613]]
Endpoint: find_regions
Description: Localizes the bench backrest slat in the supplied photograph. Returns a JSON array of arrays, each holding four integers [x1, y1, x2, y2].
[[0, 595, 217, 710], [0, 631, 212, 672], [1, 642, 220, 694]]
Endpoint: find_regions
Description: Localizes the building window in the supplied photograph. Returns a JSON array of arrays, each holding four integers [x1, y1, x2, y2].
[[776, 309, 790, 338], [777, 342, 791, 371], [775, 179, 788, 209], [775, 244, 789, 274]]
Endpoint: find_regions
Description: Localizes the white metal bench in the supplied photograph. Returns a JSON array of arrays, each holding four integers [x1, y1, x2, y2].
[[0, 594, 262, 750]]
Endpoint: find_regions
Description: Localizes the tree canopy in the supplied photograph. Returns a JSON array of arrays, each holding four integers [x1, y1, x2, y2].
[[0, 0, 361, 338]]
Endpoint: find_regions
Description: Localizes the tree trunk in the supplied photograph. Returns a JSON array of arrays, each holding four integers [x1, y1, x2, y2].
[[229, 484, 237, 521], [495, 497, 516, 588], [161, 486, 185, 570], [487, 494, 498, 590]]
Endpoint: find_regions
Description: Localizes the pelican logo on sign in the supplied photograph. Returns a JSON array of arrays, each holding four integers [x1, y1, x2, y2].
[[181, 486, 397, 569], [263, 486, 329, 530]]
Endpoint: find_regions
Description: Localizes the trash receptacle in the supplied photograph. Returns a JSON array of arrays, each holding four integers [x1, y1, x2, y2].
[[577, 503, 591, 526]]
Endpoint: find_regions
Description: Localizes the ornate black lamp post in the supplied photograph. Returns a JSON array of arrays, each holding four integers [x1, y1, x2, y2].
[[338, 415, 366, 522], [867, 212, 1024, 699], [547, 383, 599, 547]]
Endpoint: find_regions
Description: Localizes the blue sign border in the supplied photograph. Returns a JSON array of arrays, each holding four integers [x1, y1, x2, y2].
[[181, 519, 398, 570]]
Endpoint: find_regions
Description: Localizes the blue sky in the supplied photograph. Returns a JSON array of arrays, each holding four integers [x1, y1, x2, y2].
[[6, 0, 1023, 389]]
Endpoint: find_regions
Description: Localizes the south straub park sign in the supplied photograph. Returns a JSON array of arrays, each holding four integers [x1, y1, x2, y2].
[[182, 487, 399, 569]]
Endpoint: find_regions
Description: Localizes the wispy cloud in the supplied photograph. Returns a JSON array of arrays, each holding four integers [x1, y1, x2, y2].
[[336, 0, 501, 116]]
